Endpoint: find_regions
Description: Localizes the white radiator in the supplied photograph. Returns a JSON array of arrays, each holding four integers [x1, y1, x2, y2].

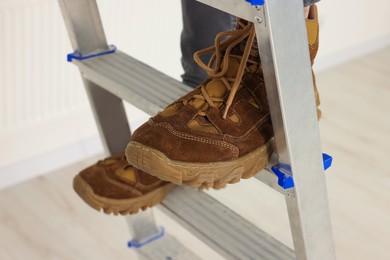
[[0, 0, 183, 188], [0, 0, 183, 131], [0, 0, 86, 131]]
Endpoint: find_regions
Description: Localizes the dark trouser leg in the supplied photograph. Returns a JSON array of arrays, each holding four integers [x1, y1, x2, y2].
[[180, 0, 321, 87], [181, 0, 235, 88], [304, 0, 321, 6]]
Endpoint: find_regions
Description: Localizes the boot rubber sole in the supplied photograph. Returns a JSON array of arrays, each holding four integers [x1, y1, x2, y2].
[[125, 138, 274, 189], [73, 175, 176, 215]]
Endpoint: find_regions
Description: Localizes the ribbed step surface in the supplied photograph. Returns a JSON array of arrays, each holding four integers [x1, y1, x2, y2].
[[160, 186, 294, 260], [73, 50, 192, 116]]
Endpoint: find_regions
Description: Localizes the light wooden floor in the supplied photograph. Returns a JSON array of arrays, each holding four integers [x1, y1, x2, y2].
[[1, 46, 389, 260]]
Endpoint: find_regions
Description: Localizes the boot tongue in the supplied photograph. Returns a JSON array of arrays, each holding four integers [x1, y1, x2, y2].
[[190, 57, 240, 111], [225, 57, 240, 77]]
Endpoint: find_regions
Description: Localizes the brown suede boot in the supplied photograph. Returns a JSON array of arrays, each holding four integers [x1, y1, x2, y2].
[[126, 20, 273, 189], [125, 6, 320, 189], [73, 153, 175, 215]]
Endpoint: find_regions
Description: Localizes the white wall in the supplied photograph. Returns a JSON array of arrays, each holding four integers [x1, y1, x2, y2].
[[316, 0, 390, 69], [1, 0, 389, 189]]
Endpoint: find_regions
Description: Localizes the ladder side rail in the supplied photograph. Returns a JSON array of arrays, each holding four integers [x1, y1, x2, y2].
[[58, 0, 130, 155], [58, 0, 158, 247], [253, 1, 336, 259], [82, 79, 132, 155], [58, 0, 109, 54]]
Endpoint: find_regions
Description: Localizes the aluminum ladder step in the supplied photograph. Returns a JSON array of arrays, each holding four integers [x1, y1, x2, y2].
[[72, 50, 191, 116], [160, 186, 294, 260]]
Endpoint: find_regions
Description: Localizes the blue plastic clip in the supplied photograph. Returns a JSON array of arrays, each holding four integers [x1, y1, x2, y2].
[[271, 153, 333, 189], [67, 44, 116, 62], [322, 153, 333, 171], [127, 227, 165, 249], [245, 0, 265, 6]]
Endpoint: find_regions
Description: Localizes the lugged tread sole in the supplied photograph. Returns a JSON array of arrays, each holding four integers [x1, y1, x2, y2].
[[125, 139, 274, 189], [73, 175, 176, 215]]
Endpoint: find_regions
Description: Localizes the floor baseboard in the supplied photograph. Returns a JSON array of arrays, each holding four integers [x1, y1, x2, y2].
[[0, 137, 103, 190]]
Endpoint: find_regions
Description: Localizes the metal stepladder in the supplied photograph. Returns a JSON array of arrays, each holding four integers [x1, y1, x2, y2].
[[58, 0, 336, 259]]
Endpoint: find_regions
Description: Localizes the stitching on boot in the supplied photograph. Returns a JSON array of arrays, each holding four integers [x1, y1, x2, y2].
[[224, 114, 270, 142], [151, 121, 239, 159], [101, 171, 143, 196]]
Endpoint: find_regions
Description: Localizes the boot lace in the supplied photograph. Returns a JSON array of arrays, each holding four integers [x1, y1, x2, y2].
[[192, 21, 258, 119]]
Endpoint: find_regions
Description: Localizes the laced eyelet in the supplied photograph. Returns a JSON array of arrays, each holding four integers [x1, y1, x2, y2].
[[189, 23, 259, 120]]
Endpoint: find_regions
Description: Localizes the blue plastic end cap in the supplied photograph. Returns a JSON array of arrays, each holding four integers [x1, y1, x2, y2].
[[246, 0, 265, 6], [323, 153, 333, 170], [271, 163, 295, 189], [67, 44, 116, 62], [127, 227, 165, 249]]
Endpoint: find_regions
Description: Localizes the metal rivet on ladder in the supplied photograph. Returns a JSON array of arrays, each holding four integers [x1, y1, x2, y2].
[[255, 16, 263, 23]]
